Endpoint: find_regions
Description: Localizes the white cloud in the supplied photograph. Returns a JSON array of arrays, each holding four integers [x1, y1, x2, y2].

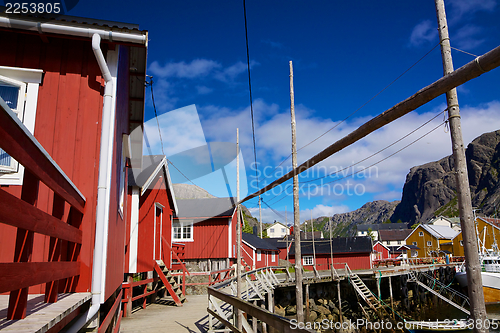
[[454, 24, 485, 50], [409, 20, 438, 47], [449, 0, 496, 22], [199, 98, 500, 205], [248, 204, 349, 224], [149, 59, 221, 79]]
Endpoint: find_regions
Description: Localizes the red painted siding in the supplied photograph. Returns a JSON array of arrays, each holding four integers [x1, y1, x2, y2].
[[0, 32, 105, 294], [373, 243, 390, 260], [290, 253, 372, 271], [135, 173, 173, 273], [185, 218, 229, 259]]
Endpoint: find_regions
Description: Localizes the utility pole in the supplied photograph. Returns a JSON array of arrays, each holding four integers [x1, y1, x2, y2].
[[311, 211, 316, 267], [289, 60, 304, 322], [236, 128, 243, 330], [329, 216, 334, 275], [435, 1, 488, 332], [259, 196, 262, 238]]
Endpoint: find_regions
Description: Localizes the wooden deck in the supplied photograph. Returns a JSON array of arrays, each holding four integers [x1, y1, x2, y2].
[[120, 295, 210, 333], [0, 293, 91, 332]]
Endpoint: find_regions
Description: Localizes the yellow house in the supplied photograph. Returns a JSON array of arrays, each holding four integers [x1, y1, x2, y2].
[[405, 224, 459, 258], [452, 217, 500, 257]]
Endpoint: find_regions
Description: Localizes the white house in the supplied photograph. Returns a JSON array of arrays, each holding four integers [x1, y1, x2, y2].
[[266, 221, 290, 238]]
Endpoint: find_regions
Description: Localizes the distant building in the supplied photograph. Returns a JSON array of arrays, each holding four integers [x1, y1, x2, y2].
[[242, 232, 279, 269], [356, 223, 408, 241], [378, 229, 412, 247], [405, 224, 458, 258], [428, 215, 461, 232], [265, 221, 290, 238], [452, 217, 500, 257], [288, 236, 373, 270]]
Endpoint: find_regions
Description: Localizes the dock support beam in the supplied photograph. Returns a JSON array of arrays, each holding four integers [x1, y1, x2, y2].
[[337, 281, 343, 322], [389, 276, 394, 319]]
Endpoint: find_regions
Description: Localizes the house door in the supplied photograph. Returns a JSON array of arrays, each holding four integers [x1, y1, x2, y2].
[[154, 205, 163, 261]]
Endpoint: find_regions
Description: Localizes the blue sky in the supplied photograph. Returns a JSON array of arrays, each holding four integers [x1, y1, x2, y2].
[[62, 0, 500, 223]]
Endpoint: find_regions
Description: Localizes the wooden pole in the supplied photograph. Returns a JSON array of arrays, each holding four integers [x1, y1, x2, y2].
[[434, 1, 488, 332], [389, 276, 394, 319], [239, 44, 500, 205], [305, 283, 310, 321], [259, 196, 263, 238], [311, 212, 316, 268], [290, 60, 304, 323], [236, 128, 243, 330], [329, 216, 334, 277], [337, 281, 343, 322]]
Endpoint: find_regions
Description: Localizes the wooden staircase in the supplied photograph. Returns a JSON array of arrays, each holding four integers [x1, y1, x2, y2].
[[154, 260, 186, 306], [349, 273, 387, 318]]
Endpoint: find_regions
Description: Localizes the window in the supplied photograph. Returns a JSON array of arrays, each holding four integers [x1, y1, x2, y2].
[[303, 256, 313, 266], [427, 241, 432, 246], [281, 228, 285, 233], [270, 228, 274, 234], [412, 242, 417, 246], [387, 240, 391, 245], [419, 232, 424, 237], [257, 250, 261, 261], [397, 240, 402, 245], [271, 252, 276, 262], [460, 240, 463, 246], [172, 220, 193, 241], [0, 66, 43, 185]]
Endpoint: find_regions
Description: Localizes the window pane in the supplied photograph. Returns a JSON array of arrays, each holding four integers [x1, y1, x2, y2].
[[0, 148, 11, 167], [0, 82, 19, 109], [183, 225, 191, 239]]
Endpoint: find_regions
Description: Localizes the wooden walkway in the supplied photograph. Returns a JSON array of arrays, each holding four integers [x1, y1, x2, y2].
[[120, 295, 210, 333], [0, 293, 91, 333]]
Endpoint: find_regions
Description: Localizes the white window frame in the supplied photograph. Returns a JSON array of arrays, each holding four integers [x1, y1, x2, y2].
[[270, 228, 274, 234], [419, 231, 424, 237], [172, 219, 194, 242], [427, 241, 432, 246], [0, 66, 43, 185], [412, 241, 417, 246], [257, 250, 261, 261], [460, 240, 463, 246], [303, 255, 314, 266], [271, 252, 276, 263]]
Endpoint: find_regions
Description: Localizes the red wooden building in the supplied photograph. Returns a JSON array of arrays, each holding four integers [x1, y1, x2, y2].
[[173, 198, 239, 271], [0, 13, 147, 332], [125, 155, 178, 274], [288, 237, 373, 271], [372, 241, 391, 260], [242, 232, 280, 269]]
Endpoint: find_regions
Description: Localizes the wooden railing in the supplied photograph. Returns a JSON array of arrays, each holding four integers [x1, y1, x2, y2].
[[121, 276, 159, 317], [161, 235, 190, 294], [0, 98, 85, 319]]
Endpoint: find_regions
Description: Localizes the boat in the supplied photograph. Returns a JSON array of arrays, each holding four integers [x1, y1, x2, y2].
[[455, 251, 500, 304], [405, 320, 471, 333]]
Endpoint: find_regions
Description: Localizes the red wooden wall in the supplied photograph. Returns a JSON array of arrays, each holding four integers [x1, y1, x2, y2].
[[0, 32, 105, 294], [290, 253, 372, 271], [135, 173, 173, 273], [373, 242, 390, 260]]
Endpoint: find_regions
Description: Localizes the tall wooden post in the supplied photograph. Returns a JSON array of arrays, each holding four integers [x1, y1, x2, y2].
[[435, 1, 488, 331], [236, 128, 243, 330], [311, 212, 316, 267], [290, 60, 304, 322], [329, 216, 334, 276], [259, 196, 263, 238]]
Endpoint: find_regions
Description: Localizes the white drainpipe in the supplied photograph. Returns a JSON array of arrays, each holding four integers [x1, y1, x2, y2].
[[65, 33, 114, 333]]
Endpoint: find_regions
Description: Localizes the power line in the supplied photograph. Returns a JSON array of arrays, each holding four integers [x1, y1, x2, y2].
[[256, 43, 441, 185], [261, 117, 446, 208], [243, 0, 259, 190]]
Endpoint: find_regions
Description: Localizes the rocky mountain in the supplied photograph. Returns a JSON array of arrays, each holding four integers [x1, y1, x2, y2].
[[391, 129, 500, 225], [309, 200, 399, 237]]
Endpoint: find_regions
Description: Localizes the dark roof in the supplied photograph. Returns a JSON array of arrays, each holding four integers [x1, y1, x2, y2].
[[128, 155, 164, 187], [284, 231, 322, 241], [264, 238, 288, 249], [242, 233, 278, 251], [175, 197, 236, 219], [357, 223, 408, 232], [289, 237, 372, 256], [386, 245, 403, 253], [379, 229, 412, 241]]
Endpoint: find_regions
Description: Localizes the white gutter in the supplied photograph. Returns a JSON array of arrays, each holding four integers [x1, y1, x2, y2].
[[65, 33, 115, 333], [0, 17, 147, 45]]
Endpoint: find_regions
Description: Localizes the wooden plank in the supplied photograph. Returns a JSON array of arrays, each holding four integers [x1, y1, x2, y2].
[[207, 308, 242, 333], [153, 261, 182, 306], [0, 189, 82, 243], [0, 100, 86, 212], [98, 289, 123, 333], [0, 262, 80, 293], [208, 287, 315, 333]]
